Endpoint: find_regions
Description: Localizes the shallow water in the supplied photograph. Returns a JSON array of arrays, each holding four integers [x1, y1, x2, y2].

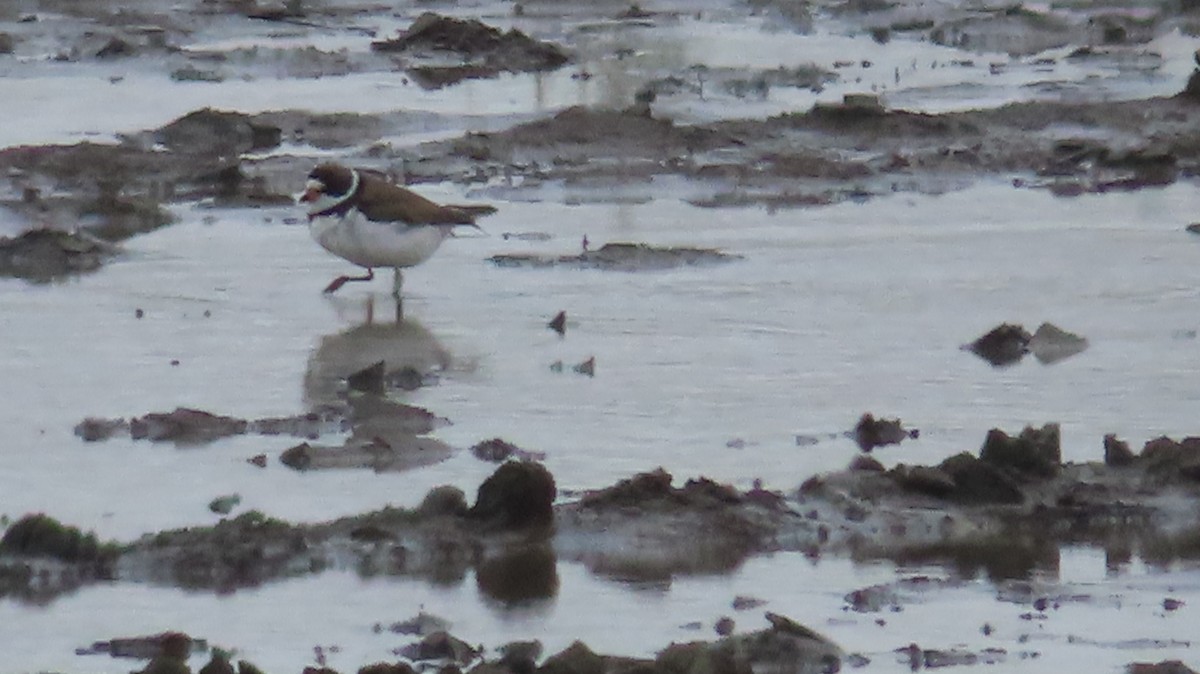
[[3, 10, 1197, 146], [5, 182, 1200, 671], [6, 2, 1200, 671], [6, 183, 1200, 537], [2, 547, 1197, 673]]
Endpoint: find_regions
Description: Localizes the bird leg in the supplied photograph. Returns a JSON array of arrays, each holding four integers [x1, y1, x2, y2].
[[391, 268, 404, 297], [323, 268, 374, 294]]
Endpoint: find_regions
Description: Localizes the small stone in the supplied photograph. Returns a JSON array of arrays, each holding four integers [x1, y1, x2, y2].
[[1104, 434, 1135, 467], [208, 494, 241, 515], [548, 311, 566, 335], [714, 616, 735, 636], [573, 357, 595, 376]]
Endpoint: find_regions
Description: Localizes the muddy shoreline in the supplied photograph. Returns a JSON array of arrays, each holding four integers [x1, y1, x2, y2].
[[6, 0, 1200, 672], [4, 427, 1200, 670], [8, 88, 1200, 280]]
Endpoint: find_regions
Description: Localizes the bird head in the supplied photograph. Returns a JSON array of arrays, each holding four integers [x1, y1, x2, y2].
[[298, 163, 358, 216]]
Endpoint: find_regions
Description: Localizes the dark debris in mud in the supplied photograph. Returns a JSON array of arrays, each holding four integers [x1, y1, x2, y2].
[[75, 406, 348, 445], [371, 13, 569, 88], [0, 228, 118, 281], [490, 242, 742, 271], [852, 413, 918, 452], [966, 321, 1088, 367]]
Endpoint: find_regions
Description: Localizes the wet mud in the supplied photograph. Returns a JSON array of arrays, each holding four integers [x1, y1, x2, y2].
[[6, 0, 1200, 671]]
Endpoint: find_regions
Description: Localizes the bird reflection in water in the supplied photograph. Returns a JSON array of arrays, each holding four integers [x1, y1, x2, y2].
[[304, 295, 451, 409], [291, 294, 456, 473], [476, 544, 560, 609]]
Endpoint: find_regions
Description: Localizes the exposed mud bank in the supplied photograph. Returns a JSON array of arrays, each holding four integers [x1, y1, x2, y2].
[[8, 422, 1200, 604], [10, 87, 1200, 277]]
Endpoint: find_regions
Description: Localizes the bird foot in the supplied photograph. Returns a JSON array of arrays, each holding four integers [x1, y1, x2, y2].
[[323, 269, 375, 294]]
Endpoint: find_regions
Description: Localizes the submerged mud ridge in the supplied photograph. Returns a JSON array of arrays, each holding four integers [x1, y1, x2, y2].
[[9, 424, 1200, 600], [7, 425, 1200, 670]]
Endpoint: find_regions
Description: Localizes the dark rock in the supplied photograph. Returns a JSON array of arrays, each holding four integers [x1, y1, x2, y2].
[[732, 596, 767, 611], [0, 229, 116, 282], [540, 641, 605, 674], [498, 640, 543, 674], [979, 424, 1061, 479], [389, 612, 451, 636], [199, 651, 237, 674], [471, 438, 521, 462], [88, 632, 203, 660], [208, 495, 241, 515], [714, 616, 735, 636], [548, 311, 567, 335], [279, 442, 314, 470], [490, 242, 742, 272], [74, 416, 127, 441], [398, 631, 479, 665], [1140, 436, 1200, 483], [966, 323, 1031, 367], [417, 486, 469, 517], [578, 468, 673, 507], [347, 360, 386, 394], [845, 584, 899, 613], [848, 455, 885, 472], [659, 613, 841, 674], [0, 514, 117, 564], [131, 510, 305, 592], [469, 462, 556, 530], [573, 357, 595, 376], [0, 33, 15, 54], [237, 661, 267, 674], [277, 434, 453, 473], [1162, 597, 1185, 611], [1104, 434, 1135, 467], [852, 413, 916, 451], [129, 408, 249, 444], [891, 464, 957, 498], [155, 109, 282, 157], [1127, 662, 1199, 674], [1183, 70, 1200, 100], [469, 438, 546, 463], [371, 13, 569, 87], [938, 453, 1024, 504], [358, 663, 417, 674], [95, 36, 136, 59]]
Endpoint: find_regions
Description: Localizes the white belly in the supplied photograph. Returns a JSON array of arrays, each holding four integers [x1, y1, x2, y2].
[[309, 211, 449, 269]]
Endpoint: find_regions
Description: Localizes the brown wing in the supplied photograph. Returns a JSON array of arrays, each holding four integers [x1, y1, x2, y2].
[[356, 176, 476, 226]]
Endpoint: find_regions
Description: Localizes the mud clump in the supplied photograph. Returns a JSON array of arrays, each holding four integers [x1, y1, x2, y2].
[[0, 229, 117, 281], [0, 514, 118, 564], [852, 413, 918, 452], [979, 423, 1062, 480], [966, 322, 1087, 367], [1138, 436, 1200, 485], [154, 108, 282, 157], [131, 408, 250, 444], [471, 437, 547, 463], [78, 631, 205, 660], [966, 323, 1031, 366], [371, 13, 569, 88], [491, 242, 742, 271], [658, 612, 842, 674], [469, 461, 556, 531]]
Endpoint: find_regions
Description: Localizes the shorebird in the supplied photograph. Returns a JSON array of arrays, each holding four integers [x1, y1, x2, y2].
[[298, 163, 485, 296]]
